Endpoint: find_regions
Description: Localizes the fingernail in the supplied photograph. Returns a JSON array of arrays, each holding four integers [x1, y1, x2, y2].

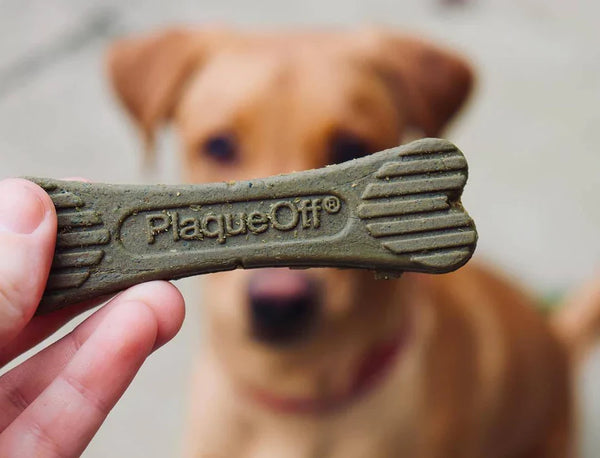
[[0, 179, 48, 234]]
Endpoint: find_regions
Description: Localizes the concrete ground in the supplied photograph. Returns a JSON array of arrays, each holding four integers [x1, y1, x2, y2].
[[0, 0, 599, 456]]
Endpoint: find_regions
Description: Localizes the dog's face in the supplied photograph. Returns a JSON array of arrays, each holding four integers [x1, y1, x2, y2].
[[175, 43, 401, 182], [108, 27, 472, 402]]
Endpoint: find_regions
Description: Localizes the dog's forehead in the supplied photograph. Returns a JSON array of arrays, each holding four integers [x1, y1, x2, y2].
[[204, 43, 357, 80], [230, 30, 362, 54], [192, 29, 370, 83], [176, 54, 377, 136], [179, 44, 379, 113]]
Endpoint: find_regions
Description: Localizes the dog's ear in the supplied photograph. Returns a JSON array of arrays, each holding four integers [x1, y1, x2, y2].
[[359, 30, 474, 137], [106, 27, 223, 163]]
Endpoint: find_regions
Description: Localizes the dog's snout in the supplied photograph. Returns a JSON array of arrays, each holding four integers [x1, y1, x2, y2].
[[248, 269, 320, 345]]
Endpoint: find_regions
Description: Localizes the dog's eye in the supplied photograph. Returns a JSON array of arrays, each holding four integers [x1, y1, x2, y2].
[[202, 134, 238, 163], [329, 132, 371, 164]]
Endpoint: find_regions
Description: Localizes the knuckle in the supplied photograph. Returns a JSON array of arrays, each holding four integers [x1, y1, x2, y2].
[[0, 381, 30, 417], [60, 373, 111, 418], [26, 420, 68, 458]]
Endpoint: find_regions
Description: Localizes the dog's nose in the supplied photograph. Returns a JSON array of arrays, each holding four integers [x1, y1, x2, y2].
[[247, 269, 320, 345]]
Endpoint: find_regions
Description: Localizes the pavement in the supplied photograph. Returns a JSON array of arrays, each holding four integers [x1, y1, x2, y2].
[[1, 0, 599, 456]]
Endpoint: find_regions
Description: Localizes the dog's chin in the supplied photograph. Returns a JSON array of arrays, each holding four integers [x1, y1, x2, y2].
[[243, 324, 410, 415], [251, 324, 317, 348]]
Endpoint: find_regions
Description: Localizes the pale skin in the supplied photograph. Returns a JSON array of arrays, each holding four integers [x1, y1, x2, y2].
[[0, 178, 185, 457]]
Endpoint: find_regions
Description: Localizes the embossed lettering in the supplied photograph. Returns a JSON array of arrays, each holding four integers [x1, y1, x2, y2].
[[323, 196, 341, 214], [146, 214, 170, 244], [225, 213, 247, 235], [299, 199, 322, 229], [140, 195, 343, 246], [180, 217, 203, 240], [270, 201, 299, 231], [202, 214, 226, 243], [248, 211, 269, 234], [171, 211, 180, 241]]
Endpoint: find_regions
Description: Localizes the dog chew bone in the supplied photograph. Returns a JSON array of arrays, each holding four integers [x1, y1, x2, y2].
[[27, 138, 477, 314]]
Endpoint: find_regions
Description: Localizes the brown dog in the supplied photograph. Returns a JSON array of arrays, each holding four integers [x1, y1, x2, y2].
[[106, 27, 592, 457]]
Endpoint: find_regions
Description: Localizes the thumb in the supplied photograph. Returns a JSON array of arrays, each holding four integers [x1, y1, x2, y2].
[[0, 178, 56, 345]]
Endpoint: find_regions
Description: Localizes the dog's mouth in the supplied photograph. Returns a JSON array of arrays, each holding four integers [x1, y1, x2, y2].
[[244, 319, 411, 415]]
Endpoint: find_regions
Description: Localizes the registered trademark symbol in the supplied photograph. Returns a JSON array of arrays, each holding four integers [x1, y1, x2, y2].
[[323, 196, 341, 214]]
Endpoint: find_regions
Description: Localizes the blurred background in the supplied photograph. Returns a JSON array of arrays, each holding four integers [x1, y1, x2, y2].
[[0, 0, 598, 456]]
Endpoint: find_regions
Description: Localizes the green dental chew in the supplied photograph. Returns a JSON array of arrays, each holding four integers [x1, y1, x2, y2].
[[28, 138, 477, 314]]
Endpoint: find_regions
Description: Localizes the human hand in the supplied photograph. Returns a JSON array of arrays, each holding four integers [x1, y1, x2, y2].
[[0, 178, 185, 456]]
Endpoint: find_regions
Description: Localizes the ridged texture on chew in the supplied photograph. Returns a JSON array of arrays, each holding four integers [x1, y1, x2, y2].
[[358, 143, 476, 269], [42, 184, 109, 294]]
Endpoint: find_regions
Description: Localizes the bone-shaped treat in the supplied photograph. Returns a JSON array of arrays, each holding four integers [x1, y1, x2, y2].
[[28, 138, 477, 314]]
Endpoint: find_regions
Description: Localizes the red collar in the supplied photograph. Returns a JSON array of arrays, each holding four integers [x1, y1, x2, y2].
[[245, 320, 411, 415]]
